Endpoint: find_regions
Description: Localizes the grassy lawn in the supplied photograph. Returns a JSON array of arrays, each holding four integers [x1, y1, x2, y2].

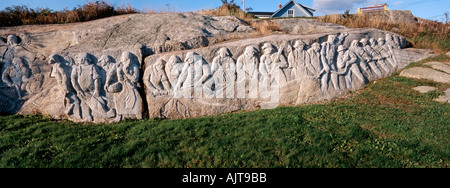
[[0, 56, 449, 168]]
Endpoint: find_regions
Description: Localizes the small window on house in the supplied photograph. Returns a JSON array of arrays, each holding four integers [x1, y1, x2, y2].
[[288, 9, 294, 17]]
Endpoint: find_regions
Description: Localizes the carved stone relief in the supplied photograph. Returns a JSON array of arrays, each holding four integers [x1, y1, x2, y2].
[[48, 51, 143, 122], [0, 30, 409, 122], [143, 32, 402, 116]]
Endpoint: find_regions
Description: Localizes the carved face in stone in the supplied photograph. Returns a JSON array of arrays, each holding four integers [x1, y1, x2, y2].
[[12, 57, 25, 68], [378, 38, 385, 45], [7, 35, 19, 46], [154, 59, 165, 71], [293, 40, 306, 50], [244, 46, 257, 57], [185, 52, 196, 64], [337, 45, 346, 53], [327, 35, 337, 44], [360, 38, 368, 46], [218, 48, 230, 59], [76, 53, 94, 66], [311, 43, 320, 52], [350, 40, 360, 49], [262, 43, 275, 55], [98, 55, 114, 68], [168, 55, 182, 65]]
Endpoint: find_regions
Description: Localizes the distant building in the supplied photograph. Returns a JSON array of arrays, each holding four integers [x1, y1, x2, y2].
[[248, 0, 316, 19]]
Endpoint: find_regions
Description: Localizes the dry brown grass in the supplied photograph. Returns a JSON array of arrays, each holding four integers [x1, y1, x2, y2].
[[0, 1, 138, 27], [248, 20, 284, 35], [198, 4, 283, 35], [318, 13, 450, 53], [197, 3, 253, 21]]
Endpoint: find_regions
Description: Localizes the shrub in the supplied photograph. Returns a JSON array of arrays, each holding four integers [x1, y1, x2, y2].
[[0, 1, 138, 27]]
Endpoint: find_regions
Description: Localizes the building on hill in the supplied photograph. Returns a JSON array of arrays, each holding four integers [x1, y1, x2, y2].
[[248, 0, 316, 19]]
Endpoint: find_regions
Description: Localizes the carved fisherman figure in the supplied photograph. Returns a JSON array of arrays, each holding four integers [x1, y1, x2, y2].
[[288, 40, 310, 79], [49, 54, 81, 120], [175, 52, 211, 98], [369, 38, 390, 75], [207, 47, 236, 98], [144, 58, 171, 97], [259, 43, 287, 98], [307, 42, 323, 79], [237, 46, 259, 98], [165, 55, 183, 88], [2, 57, 31, 99], [71, 53, 108, 122], [360, 38, 383, 79]]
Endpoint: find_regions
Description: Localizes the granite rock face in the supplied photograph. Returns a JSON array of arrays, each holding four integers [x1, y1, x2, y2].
[[0, 13, 434, 122], [142, 29, 431, 119]]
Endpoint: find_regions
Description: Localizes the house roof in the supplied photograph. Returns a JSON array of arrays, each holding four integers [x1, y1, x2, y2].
[[270, 0, 316, 18]]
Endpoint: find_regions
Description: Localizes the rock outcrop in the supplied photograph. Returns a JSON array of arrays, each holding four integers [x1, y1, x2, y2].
[[0, 13, 435, 123], [142, 29, 431, 119]]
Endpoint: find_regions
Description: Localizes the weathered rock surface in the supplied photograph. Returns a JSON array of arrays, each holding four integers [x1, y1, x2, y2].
[[424, 62, 450, 74], [0, 13, 255, 57], [400, 67, 450, 84], [434, 89, 450, 103], [0, 13, 435, 123], [272, 18, 348, 35], [142, 29, 431, 119]]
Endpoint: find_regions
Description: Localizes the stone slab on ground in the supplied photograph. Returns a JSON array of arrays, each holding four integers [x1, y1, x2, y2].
[[413, 86, 438, 93], [434, 89, 450, 103], [424, 62, 450, 74], [400, 67, 450, 84]]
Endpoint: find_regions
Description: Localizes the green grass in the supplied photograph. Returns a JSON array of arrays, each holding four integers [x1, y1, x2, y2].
[[1, 57, 449, 168]]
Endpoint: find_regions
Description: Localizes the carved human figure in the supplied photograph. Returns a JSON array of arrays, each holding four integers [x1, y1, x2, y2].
[[259, 43, 287, 98], [369, 38, 390, 74], [175, 52, 211, 98], [98, 55, 115, 75], [2, 57, 31, 99], [320, 33, 348, 67], [306, 43, 323, 78], [288, 40, 311, 79], [334, 45, 366, 89], [385, 33, 397, 49], [347, 42, 368, 88], [112, 52, 143, 119], [97, 55, 116, 96], [236, 46, 259, 98], [71, 53, 108, 122], [1, 35, 20, 79], [0, 37, 6, 62], [376, 37, 398, 72], [320, 35, 343, 91], [165, 55, 183, 88], [360, 38, 383, 79], [49, 54, 81, 119], [392, 35, 401, 49], [349, 40, 373, 79], [206, 47, 236, 98], [143, 58, 171, 97]]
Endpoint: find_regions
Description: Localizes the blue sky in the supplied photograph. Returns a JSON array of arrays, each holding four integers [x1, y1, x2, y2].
[[0, 0, 448, 22]]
